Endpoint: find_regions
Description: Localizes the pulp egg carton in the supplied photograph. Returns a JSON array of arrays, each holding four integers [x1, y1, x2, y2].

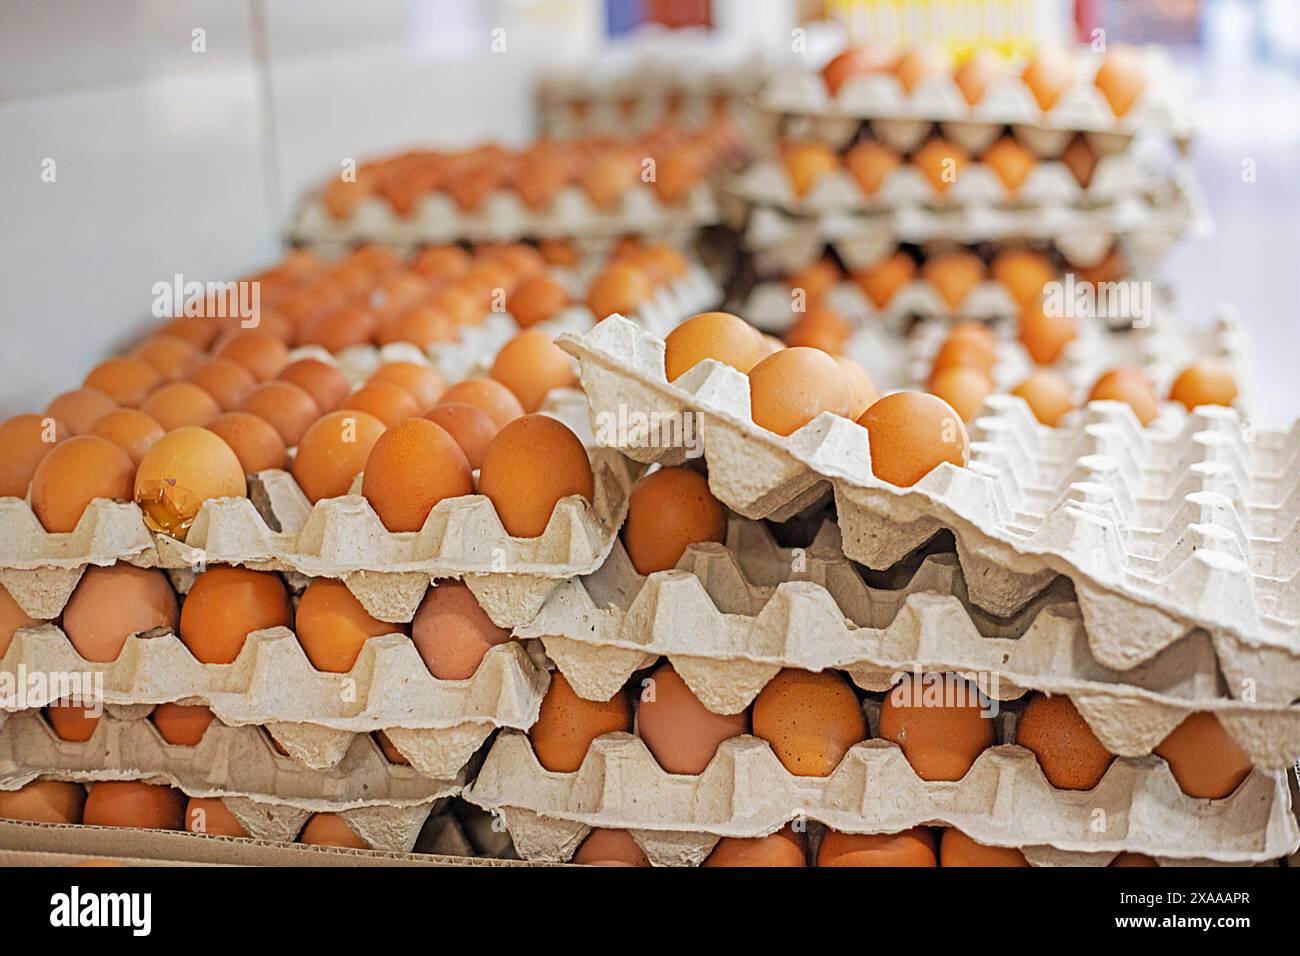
[[520, 518, 1300, 768], [557, 316, 1300, 700], [290, 180, 723, 247], [760, 45, 1197, 143], [1, 624, 546, 780], [0, 709, 453, 852], [465, 714, 1296, 866], [0, 445, 639, 628]]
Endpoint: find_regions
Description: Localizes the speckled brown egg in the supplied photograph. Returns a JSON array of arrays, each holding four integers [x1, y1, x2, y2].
[[369, 362, 444, 414], [292, 409, 386, 502], [489, 330, 578, 413], [424, 403, 497, 471], [278, 358, 351, 413], [238, 381, 321, 445], [752, 669, 867, 777], [188, 358, 257, 412], [361, 418, 474, 532], [529, 672, 632, 773], [83, 358, 162, 407], [663, 312, 765, 382], [1015, 692, 1115, 791], [214, 331, 289, 382], [836, 357, 878, 419], [438, 378, 524, 430], [877, 674, 996, 781], [140, 381, 221, 430], [45, 702, 100, 742]]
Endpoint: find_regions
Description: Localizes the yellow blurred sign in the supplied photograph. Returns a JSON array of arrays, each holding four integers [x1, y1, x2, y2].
[[826, 0, 1048, 59]]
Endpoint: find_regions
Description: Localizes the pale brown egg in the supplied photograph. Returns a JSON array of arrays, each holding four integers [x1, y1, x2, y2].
[[62, 563, 178, 663], [82, 781, 185, 830], [30, 435, 135, 533], [411, 244, 472, 283], [852, 251, 917, 308], [157, 315, 220, 351], [478, 415, 593, 537], [1021, 47, 1074, 111], [342, 382, 419, 428], [1153, 712, 1253, 799], [133, 426, 247, 540], [983, 135, 1037, 195], [954, 49, 1008, 105], [929, 366, 993, 423], [818, 827, 937, 867], [586, 261, 654, 320], [751, 669, 867, 777], [1062, 135, 1098, 188], [380, 304, 456, 349], [489, 330, 578, 413], [781, 142, 839, 198], [892, 44, 951, 93], [1016, 692, 1115, 790], [580, 149, 639, 209], [913, 137, 969, 194], [877, 674, 996, 781], [362, 418, 474, 532], [185, 797, 248, 837], [858, 391, 970, 487], [238, 381, 321, 445], [821, 42, 891, 94], [295, 578, 402, 673], [188, 358, 257, 412], [844, 140, 901, 195], [88, 408, 164, 466], [0, 779, 85, 824], [622, 467, 725, 575], [921, 250, 985, 309], [637, 661, 748, 774], [1012, 370, 1074, 426], [992, 246, 1055, 308], [509, 274, 571, 328], [409, 580, 511, 680], [301, 305, 381, 352], [140, 381, 221, 430], [292, 409, 386, 502], [1087, 367, 1159, 426], [936, 322, 999, 372], [663, 312, 764, 382], [369, 362, 444, 414], [45, 701, 100, 741], [749, 347, 849, 436], [1168, 359, 1238, 411], [132, 334, 200, 382], [538, 238, 579, 268], [151, 702, 215, 746], [1017, 303, 1078, 365], [836, 357, 878, 419], [46, 387, 118, 434], [1094, 45, 1146, 116], [784, 302, 851, 355], [703, 825, 806, 867], [438, 378, 525, 431], [278, 358, 351, 413], [298, 813, 368, 849], [424, 403, 497, 471], [529, 672, 632, 773], [205, 411, 289, 475], [0, 413, 65, 498], [83, 358, 162, 408], [572, 829, 649, 866], [179, 565, 291, 665], [0, 582, 39, 657], [940, 829, 1029, 866], [214, 330, 289, 382]]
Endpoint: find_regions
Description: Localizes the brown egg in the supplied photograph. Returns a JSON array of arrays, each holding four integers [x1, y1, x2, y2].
[[158, 315, 220, 351], [781, 142, 839, 198], [295, 578, 401, 673], [45, 702, 100, 742], [1012, 370, 1074, 426], [481, 243, 547, 283], [62, 564, 178, 663], [489, 330, 577, 413], [300, 305, 380, 351], [852, 251, 917, 309], [1021, 47, 1074, 111], [151, 702, 215, 746], [30, 435, 135, 533], [82, 781, 185, 830], [529, 672, 632, 773], [1111, 852, 1159, 867], [580, 149, 638, 209], [636, 661, 748, 774], [368, 362, 444, 414], [0, 413, 65, 498], [749, 347, 849, 436], [134, 426, 247, 540], [538, 238, 579, 268], [786, 258, 842, 301], [478, 415, 593, 538], [954, 49, 1007, 105], [572, 829, 649, 866], [88, 408, 164, 466], [929, 366, 993, 423], [877, 674, 996, 781], [205, 411, 289, 475], [938, 322, 999, 370], [0, 779, 85, 824], [238, 381, 321, 445], [1016, 692, 1115, 790], [1018, 303, 1078, 365], [1168, 359, 1238, 411], [913, 137, 969, 194], [299, 813, 368, 849], [185, 797, 248, 837], [892, 45, 951, 93], [858, 391, 970, 487], [438, 378, 525, 430], [410, 581, 511, 680], [1062, 135, 1098, 188], [586, 261, 654, 320], [983, 136, 1037, 195], [188, 358, 257, 411], [921, 250, 985, 309], [1077, 246, 1129, 286], [1087, 367, 1159, 426], [0, 583, 39, 657], [752, 669, 867, 777], [1094, 45, 1146, 116], [411, 244, 471, 283], [46, 388, 117, 434], [375, 731, 408, 765], [818, 827, 937, 867], [992, 246, 1055, 307], [341, 382, 419, 428], [133, 334, 199, 381], [509, 274, 571, 328], [278, 358, 351, 413], [821, 42, 891, 94], [1153, 712, 1253, 799], [139, 381, 221, 430], [663, 312, 764, 383], [844, 139, 901, 195], [939, 828, 1029, 866], [703, 825, 806, 867], [836, 357, 878, 419], [292, 409, 386, 502], [83, 358, 162, 407], [380, 304, 456, 349], [424, 403, 497, 471], [621, 467, 725, 575], [179, 566, 291, 665], [214, 331, 289, 382], [432, 285, 484, 327], [785, 303, 851, 355], [361, 418, 474, 532]]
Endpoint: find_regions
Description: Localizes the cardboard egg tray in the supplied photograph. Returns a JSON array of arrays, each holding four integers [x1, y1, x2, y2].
[[760, 46, 1197, 143], [1, 623, 546, 779], [0, 444, 639, 628], [519, 518, 1299, 767], [0, 709, 453, 852], [557, 316, 1300, 700]]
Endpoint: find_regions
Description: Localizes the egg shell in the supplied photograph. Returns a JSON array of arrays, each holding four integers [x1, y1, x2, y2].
[[892, 44, 951, 93], [62, 563, 179, 663], [278, 357, 352, 413], [1153, 712, 1253, 800], [188, 358, 257, 411], [785, 303, 850, 355], [83, 358, 162, 407], [1018, 304, 1078, 366], [703, 824, 806, 867], [1094, 46, 1146, 117], [295, 578, 403, 673], [424, 403, 496, 471], [621, 466, 725, 575], [982, 135, 1037, 195], [1061, 135, 1098, 188], [586, 261, 654, 321], [992, 247, 1056, 308], [751, 669, 867, 777], [1110, 852, 1159, 867], [817, 827, 937, 867], [299, 813, 369, 848], [238, 381, 321, 445], [835, 357, 878, 420], [438, 378, 524, 430], [489, 330, 577, 413], [140, 381, 222, 430], [45, 388, 117, 435], [292, 409, 387, 503], [31, 434, 135, 533], [83, 781, 185, 830], [954, 49, 1007, 105], [529, 671, 631, 773], [380, 304, 456, 348], [158, 315, 220, 351], [1021, 47, 1074, 111], [637, 662, 749, 775], [572, 829, 649, 866], [844, 140, 901, 195], [781, 141, 839, 198], [0, 583, 39, 656], [921, 250, 985, 309], [205, 411, 289, 475], [88, 408, 164, 466], [1088, 367, 1158, 426], [214, 331, 289, 382], [929, 366, 993, 423], [858, 391, 970, 488], [939, 827, 1029, 866], [178, 565, 291, 665], [663, 312, 764, 383], [45, 702, 101, 742], [1011, 371, 1074, 426], [876, 674, 996, 781], [410, 580, 512, 680], [185, 796, 249, 837], [748, 347, 849, 437], [301, 305, 380, 351], [0, 779, 85, 824], [478, 414, 593, 538], [369, 361, 444, 414], [361, 418, 474, 533], [821, 43, 891, 95], [133, 426, 247, 540], [0, 413, 65, 498], [1015, 693, 1115, 791], [912, 137, 968, 194], [509, 275, 570, 328], [1169, 359, 1238, 411], [151, 702, 216, 746], [133, 334, 200, 382]]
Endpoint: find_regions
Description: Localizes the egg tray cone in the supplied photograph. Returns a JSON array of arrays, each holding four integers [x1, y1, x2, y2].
[[557, 316, 1300, 700], [465, 713, 1297, 866], [0, 441, 640, 628], [761, 46, 1197, 142], [0, 625, 546, 779], [521, 518, 1300, 769], [290, 180, 724, 247]]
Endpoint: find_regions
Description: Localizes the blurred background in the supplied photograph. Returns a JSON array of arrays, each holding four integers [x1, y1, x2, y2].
[[1, 0, 1297, 419]]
